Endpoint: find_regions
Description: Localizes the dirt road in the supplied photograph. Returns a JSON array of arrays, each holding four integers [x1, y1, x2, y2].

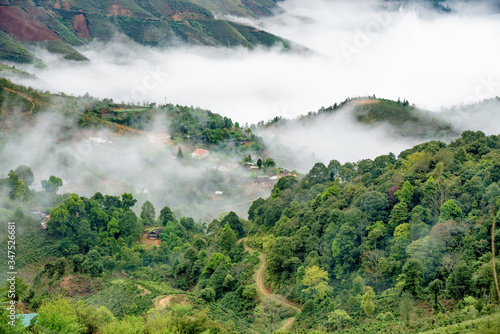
[[239, 237, 302, 332]]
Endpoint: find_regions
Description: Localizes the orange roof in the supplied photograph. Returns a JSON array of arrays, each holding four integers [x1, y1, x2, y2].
[[192, 149, 208, 155]]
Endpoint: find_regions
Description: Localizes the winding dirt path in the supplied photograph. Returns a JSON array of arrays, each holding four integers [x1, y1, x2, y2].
[[239, 238, 301, 330], [157, 295, 173, 309], [1, 86, 41, 114]]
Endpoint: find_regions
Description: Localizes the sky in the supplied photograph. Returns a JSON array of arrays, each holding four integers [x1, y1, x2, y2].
[[13, 0, 500, 126]]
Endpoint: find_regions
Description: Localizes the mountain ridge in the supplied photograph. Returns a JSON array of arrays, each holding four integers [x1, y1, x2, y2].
[[0, 0, 289, 63]]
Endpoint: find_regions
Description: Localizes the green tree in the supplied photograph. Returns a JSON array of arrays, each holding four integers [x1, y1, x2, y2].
[[428, 279, 443, 313], [14, 165, 34, 187], [439, 199, 462, 222], [361, 286, 376, 315], [41, 175, 63, 193], [101, 316, 145, 334], [355, 191, 389, 222], [121, 193, 137, 210], [308, 162, 329, 185], [409, 205, 430, 240], [256, 158, 263, 169], [36, 296, 84, 334], [199, 287, 215, 302], [203, 253, 227, 276], [48, 205, 70, 236], [399, 292, 414, 325], [327, 159, 342, 180], [366, 221, 387, 249], [140, 201, 156, 225], [82, 250, 104, 278], [210, 262, 229, 298], [219, 224, 237, 253], [76, 219, 93, 252], [396, 181, 414, 206], [64, 193, 85, 216], [107, 218, 120, 238], [159, 206, 175, 225], [328, 309, 351, 331], [402, 259, 424, 297], [389, 202, 409, 230], [75, 302, 115, 334], [352, 275, 365, 296], [254, 297, 282, 334], [119, 211, 140, 239], [177, 146, 183, 159], [221, 211, 244, 237], [302, 265, 329, 300], [11, 178, 26, 201], [447, 262, 472, 300]]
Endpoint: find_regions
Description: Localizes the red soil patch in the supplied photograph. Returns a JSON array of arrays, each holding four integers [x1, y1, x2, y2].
[[171, 13, 182, 21], [0, 6, 61, 42], [156, 294, 189, 309], [140, 231, 161, 249], [352, 99, 379, 105], [73, 14, 90, 39], [108, 4, 133, 17], [136, 284, 152, 296], [59, 275, 104, 297], [54, 0, 70, 10]]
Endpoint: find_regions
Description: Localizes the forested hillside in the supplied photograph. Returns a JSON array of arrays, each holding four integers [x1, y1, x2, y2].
[[1, 129, 500, 333], [246, 130, 500, 332], [0, 0, 288, 64], [258, 97, 458, 140]]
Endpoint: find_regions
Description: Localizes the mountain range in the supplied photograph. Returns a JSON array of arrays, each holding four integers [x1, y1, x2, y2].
[[0, 0, 288, 63]]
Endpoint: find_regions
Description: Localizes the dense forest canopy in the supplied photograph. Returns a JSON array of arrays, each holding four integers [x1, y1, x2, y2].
[[1, 129, 500, 333]]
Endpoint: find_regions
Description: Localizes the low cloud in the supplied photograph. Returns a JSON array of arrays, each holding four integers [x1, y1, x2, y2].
[[257, 104, 425, 172], [8, 0, 498, 127], [0, 109, 268, 220], [3, 0, 500, 206]]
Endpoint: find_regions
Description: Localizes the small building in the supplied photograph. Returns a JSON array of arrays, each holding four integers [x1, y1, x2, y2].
[[191, 148, 209, 159], [254, 176, 271, 184], [148, 133, 171, 144], [214, 191, 224, 196], [249, 166, 260, 171], [147, 228, 163, 239], [83, 137, 112, 144]]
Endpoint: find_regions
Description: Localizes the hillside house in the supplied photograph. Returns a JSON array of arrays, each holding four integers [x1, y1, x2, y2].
[[254, 176, 271, 184], [148, 133, 171, 144], [191, 148, 209, 159], [147, 228, 163, 239]]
